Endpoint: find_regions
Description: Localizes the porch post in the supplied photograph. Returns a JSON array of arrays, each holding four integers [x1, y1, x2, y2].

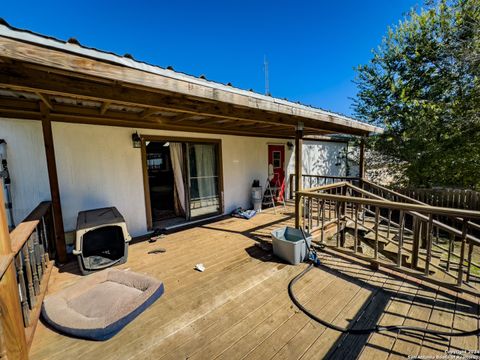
[[359, 136, 366, 180], [40, 104, 67, 263], [294, 122, 304, 229]]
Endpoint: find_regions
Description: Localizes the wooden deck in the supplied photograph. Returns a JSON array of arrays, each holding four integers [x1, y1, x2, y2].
[[30, 207, 480, 360]]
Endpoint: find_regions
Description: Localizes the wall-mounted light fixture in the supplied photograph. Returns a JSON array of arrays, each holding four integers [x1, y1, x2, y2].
[[287, 141, 294, 151], [132, 132, 141, 148]]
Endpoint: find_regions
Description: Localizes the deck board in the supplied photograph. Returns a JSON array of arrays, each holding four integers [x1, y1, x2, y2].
[[29, 207, 479, 360]]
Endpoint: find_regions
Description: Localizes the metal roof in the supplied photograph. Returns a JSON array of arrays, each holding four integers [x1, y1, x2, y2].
[[0, 19, 383, 136]]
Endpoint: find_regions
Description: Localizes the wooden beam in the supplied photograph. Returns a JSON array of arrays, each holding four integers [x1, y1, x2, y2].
[[0, 62, 370, 135], [140, 108, 158, 119], [295, 123, 304, 229], [100, 101, 110, 115], [0, 36, 379, 134], [359, 136, 366, 180], [39, 104, 67, 263], [169, 114, 194, 122], [35, 92, 53, 110], [0, 97, 298, 138]]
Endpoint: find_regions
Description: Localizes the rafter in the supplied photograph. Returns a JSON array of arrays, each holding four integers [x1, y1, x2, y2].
[[100, 101, 110, 115], [35, 92, 53, 110], [140, 108, 158, 119], [0, 63, 368, 136], [0, 96, 297, 139]]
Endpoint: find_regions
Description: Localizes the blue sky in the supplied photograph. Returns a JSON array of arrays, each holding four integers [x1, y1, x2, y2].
[[2, 0, 420, 116]]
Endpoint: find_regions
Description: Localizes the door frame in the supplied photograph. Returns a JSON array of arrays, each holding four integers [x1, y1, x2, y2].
[[267, 143, 287, 200], [140, 134, 224, 230]]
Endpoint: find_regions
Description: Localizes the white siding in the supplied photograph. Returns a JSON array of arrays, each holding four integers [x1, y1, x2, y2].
[[1, 118, 344, 237], [1, 119, 294, 236], [0, 119, 50, 223]]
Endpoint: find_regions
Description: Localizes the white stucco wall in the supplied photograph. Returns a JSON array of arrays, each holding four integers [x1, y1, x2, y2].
[[1, 118, 297, 236], [1, 118, 346, 237], [0, 119, 51, 222]]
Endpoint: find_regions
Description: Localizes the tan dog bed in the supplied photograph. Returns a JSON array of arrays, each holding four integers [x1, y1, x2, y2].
[[41, 269, 164, 340]]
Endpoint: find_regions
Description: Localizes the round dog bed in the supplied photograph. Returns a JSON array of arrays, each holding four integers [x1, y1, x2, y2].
[[41, 268, 164, 340]]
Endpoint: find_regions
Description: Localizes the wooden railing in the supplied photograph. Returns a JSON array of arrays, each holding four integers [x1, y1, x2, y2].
[[0, 187, 56, 358], [396, 187, 480, 211], [297, 181, 480, 292], [288, 174, 360, 199]]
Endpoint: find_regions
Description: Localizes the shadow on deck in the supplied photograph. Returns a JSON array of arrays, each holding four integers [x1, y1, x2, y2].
[[30, 206, 479, 360]]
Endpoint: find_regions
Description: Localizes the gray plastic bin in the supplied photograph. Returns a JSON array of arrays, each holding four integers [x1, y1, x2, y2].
[[271, 227, 312, 265]]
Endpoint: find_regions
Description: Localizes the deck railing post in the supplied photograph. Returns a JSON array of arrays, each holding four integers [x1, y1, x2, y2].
[[0, 180, 28, 359], [411, 217, 420, 269], [336, 202, 341, 247], [397, 211, 405, 267], [424, 214, 433, 275], [466, 243, 473, 283], [15, 254, 29, 326], [354, 203, 359, 253], [321, 200, 325, 244], [294, 123, 303, 229], [387, 209, 392, 239], [446, 232, 454, 272], [374, 207, 380, 259], [457, 220, 468, 286]]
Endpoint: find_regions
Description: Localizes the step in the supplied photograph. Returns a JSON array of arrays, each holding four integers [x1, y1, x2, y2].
[[383, 242, 441, 273], [379, 242, 410, 264], [363, 231, 390, 245]]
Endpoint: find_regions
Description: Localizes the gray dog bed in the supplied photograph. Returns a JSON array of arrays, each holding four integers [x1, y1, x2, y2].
[[41, 269, 164, 340]]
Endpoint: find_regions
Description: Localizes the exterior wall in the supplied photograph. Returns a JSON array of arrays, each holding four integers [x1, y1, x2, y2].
[[1, 118, 295, 237], [1, 118, 344, 238], [300, 140, 348, 176], [0, 119, 50, 223]]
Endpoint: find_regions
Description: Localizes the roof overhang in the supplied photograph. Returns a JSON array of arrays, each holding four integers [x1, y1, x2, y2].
[[0, 22, 383, 139]]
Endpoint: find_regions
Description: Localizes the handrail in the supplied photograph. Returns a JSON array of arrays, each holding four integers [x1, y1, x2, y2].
[[289, 173, 360, 199], [305, 181, 348, 193], [363, 180, 480, 237], [362, 179, 425, 204], [10, 220, 40, 254], [347, 183, 480, 244], [0, 253, 13, 279], [302, 174, 360, 180], [10, 202, 52, 254], [297, 180, 480, 290], [1, 201, 55, 352], [298, 191, 480, 220]]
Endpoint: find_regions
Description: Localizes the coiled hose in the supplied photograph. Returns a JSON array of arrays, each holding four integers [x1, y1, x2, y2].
[[288, 230, 480, 337]]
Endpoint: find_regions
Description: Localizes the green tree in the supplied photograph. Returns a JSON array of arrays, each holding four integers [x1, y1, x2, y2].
[[354, 0, 480, 188]]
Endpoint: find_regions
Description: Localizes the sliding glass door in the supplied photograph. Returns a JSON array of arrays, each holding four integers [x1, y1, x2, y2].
[[187, 143, 221, 219]]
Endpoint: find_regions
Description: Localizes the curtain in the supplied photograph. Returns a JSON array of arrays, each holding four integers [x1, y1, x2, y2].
[[191, 144, 216, 201], [169, 143, 185, 216]]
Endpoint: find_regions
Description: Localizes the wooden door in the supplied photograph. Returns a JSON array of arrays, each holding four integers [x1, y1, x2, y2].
[[268, 145, 285, 201]]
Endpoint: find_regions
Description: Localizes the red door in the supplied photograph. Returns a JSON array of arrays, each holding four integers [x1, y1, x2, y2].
[[268, 145, 285, 201]]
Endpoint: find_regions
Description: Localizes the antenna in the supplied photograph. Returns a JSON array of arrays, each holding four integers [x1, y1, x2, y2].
[[264, 55, 270, 96]]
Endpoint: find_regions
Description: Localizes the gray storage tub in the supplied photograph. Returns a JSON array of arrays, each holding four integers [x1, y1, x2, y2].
[[271, 227, 312, 265]]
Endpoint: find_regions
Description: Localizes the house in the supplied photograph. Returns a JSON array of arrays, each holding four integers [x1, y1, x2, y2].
[[1, 21, 479, 360], [0, 20, 379, 246]]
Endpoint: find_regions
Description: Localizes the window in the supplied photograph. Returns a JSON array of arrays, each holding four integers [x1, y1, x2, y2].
[[188, 143, 221, 218], [272, 151, 281, 168]]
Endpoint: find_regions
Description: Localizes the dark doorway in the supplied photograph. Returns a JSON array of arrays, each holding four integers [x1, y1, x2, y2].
[[146, 141, 178, 222], [142, 136, 224, 231]]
